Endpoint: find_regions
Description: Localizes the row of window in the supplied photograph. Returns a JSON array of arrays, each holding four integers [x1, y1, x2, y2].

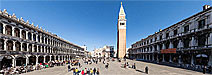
[[133, 19, 207, 48], [0, 22, 81, 50]]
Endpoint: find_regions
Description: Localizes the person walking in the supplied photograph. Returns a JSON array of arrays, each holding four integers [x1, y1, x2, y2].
[[81, 69, 85, 75], [73, 68, 76, 75], [75, 68, 79, 75], [90, 68, 93, 75], [84, 68, 87, 75], [134, 63, 136, 69], [145, 66, 148, 74], [68, 64, 71, 72], [87, 68, 90, 75], [96, 68, 100, 75], [203, 66, 206, 74], [93, 68, 96, 75]]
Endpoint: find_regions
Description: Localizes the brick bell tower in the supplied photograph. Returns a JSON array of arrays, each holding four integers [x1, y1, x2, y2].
[[117, 2, 126, 58]]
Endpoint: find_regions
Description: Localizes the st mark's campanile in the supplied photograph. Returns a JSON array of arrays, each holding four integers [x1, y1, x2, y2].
[[117, 2, 126, 58]]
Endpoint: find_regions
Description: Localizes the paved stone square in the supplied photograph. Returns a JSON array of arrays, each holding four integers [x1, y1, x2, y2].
[[22, 59, 207, 75]]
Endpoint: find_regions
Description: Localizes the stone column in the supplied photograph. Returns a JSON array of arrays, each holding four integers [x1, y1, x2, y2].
[[26, 56, 29, 66], [191, 54, 194, 65], [12, 56, 16, 67], [54, 55, 57, 61], [49, 55, 52, 62], [12, 27, 15, 36], [43, 46, 46, 53], [19, 29, 22, 38], [32, 44, 34, 52], [156, 54, 159, 63], [20, 42, 23, 51], [208, 51, 212, 66], [2, 24, 6, 34], [162, 54, 165, 62], [169, 54, 172, 63], [36, 55, 39, 65], [43, 55, 46, 63], [162, 44, 166, 49], [4, 39, 7, 50], [26, 31, 28, 40], [58, 55, 60, 61], [26, 43, 29, 52], [169, 41, 173, 48], [178, 55, 182, 64], [13, 41, 16, 51]]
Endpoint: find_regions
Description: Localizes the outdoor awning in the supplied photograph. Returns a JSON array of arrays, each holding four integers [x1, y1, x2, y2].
[[196, 54, 208, 57]]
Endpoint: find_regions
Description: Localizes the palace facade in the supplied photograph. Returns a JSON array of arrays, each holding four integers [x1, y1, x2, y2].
[[128, 5, 212, 67], [0, 9, 85, 69]]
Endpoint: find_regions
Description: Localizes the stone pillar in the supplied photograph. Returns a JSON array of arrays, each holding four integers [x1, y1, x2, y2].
[[169, 54, 172, 63], [145, 54, 147, 60], [58, 55, 60, 61], [12, 27, 15, 36], [2, 24, 6, 34], [162, 54, 165, 62], [13, 41, 16, 51], [169, 41, 173, 48], [191, 54, 194, 65], [208, 51, 212, 66], [178, 55, 182, 64], [43, 55, 46, 63], [49, 55, 52, 62], [20, 42, 23, 51], [12, 57, 16, 67], [19, 29, 22, 38], [26, 56, 29, 66], [36, 34, 38, 42], [43, 46, 46, 53], [162, 44, 166, 49], [26, 31, 28, 40], [36, 55, 39, 65], [32, 44, 34, 52], [54, 55, 57, 61], [26, 43, 29, 52], [4, 39, 7, 50]]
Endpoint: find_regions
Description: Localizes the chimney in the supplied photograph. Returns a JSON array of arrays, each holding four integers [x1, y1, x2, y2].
[[203, 5, 210, 10]]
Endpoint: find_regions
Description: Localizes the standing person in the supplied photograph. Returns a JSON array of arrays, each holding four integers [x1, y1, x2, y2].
[[81, 69, 85, 75], [73, 68, 76, 75], [203, 66, 206, 74], [134, 63, 136, 69], [79, 63, 81, 68], [96, 68, 100, 75], [90, 68, 93, 75], [84, 68, 87, 75], [87, 68, 90, 75], [145, 66, 148, 74], [93, 68, 96, 75], [68, 64, 71, 72], [75, 68, 79, 75]]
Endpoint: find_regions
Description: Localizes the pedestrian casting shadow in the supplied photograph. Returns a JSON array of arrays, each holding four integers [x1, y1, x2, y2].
[[135, 69, 146, 73]]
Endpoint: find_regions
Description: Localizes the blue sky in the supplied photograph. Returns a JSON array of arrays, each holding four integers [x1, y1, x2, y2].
[[0, 0, 211, 51]]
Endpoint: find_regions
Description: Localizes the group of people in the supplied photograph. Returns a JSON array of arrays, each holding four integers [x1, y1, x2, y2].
[[72, 68, 100, 75], [0, 60, 68, 75]]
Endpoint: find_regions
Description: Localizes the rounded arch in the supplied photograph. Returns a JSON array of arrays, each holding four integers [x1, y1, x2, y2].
[[21, 30, 26, 39], [5, 25, 12, 36], [28, 44, 32, 52], [6, 40, 13, 51], [28, 32, 32, 40], [22, 43, 27, 51], [15, 41, 21, 51], [14, 28, 20, 37]]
